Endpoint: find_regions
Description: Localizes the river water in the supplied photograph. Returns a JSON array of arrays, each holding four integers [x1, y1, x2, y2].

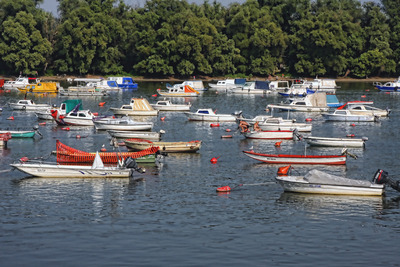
[[0, 81, 399, 266]]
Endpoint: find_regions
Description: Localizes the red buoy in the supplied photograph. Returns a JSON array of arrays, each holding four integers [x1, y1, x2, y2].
[[62, 127, 70, 131], [226, 129, 231, 132], [7, 116, 14, 120], [346, 134, 355, 137], [160, 116, 166, 121], [76, 135, 81, 139], [39, 122, 46, 126], [210, 156, 220, 164], [216, 186, 231, 192], [19, 157, 29, 162], [152, 94, 158, 97], [98, 102, 106, 106], [92, 112, 99, 116], [305, 118, 312, 122], [351, 123, 356, 127], [101, 148, 107, 152], [361, 95, 366, 98], [277, 165, 291, 175], [210, 123, 220, 127], [275, 141, 282, 147]]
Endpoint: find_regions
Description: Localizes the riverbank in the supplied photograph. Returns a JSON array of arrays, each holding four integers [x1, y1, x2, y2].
[[1, 74, 397, 82]]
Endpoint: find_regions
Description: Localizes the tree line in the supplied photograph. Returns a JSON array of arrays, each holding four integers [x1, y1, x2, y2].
[[0, 0, 399, 78]]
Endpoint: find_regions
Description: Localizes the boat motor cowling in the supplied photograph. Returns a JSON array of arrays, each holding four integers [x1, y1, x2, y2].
[[124, 157, 146, 174], [373, 169, 400, 192]]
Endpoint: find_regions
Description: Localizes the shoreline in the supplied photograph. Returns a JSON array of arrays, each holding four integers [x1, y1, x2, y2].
[[1, 74, 397, 82]]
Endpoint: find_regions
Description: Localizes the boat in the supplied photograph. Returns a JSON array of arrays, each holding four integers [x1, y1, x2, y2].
[[11, 152, 144, 178], [8, 99, 51, 111], [0, 126, 42, 138], [373, 77, 400, 92], [208, 78, 246, 90], [235, 114, 273, 125], [59, 86, 108, 96], [18, 82, 61, 93], [0, 132, 12, 147], [267, 80, 290, 93], [69, 78, 119, 92], [303, 78, 339, 93], [230, 81, 272, 94], [110, 97, 158, 116], [304, 136, 367, 148], [93, 116, 153, 131], [150, 100, 191, 111], [267, 92, 330, 112], [275, 168, 384, 195], [0, 79, 4, 88], [242, 130, 294, 139], [167, 80, 207, 91], [3, 76, 39, 90], [242, 150, 349, 165], [124, 138, 202, 153], [326, 94, 343, 108], [54, 140, 160, 164], [107, 77, 138, 89], [322, 109, 377, 122], [41, 99, 82, 121], [107, 130, 164, 141], [184, 108, 240, 122], [337, 101, 390, 117], [52, 102, 96, 126], [278, 84, 315, 97], [157, 85, 200, 97], [257, 117, 312, 132]]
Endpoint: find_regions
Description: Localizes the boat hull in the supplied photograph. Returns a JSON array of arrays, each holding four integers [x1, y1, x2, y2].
[[259, 123, 312, 132], [185, 113, 237, 122], [276, 176, 383, 196], [322, 113, 375, 122], [109, 108, 158, 116], [304, 137, 365, 148], [243, 130, 294, 139], [150, 104, 191, 111], [11, 163, 131, 178], [9, 103, 51, 111], [108, 130, 162, 141], [268, 104, 329, 112], [125, 139, 202, 153], [243, 151, 347, 165]]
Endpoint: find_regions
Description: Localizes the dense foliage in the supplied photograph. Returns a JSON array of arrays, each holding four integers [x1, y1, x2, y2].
[[0, 0, 399, 78]]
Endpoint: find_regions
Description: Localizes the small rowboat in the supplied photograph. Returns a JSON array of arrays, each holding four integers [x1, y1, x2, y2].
[[107, 130, 164, 141], [93, 116, 153, 131], [275, 169, 384, 195], [304, 136, 367, 148], [243, 150, 347, 165], [8, 99, 51, 111], [124, 138, 202, 153], [242, 130, 294, 139]]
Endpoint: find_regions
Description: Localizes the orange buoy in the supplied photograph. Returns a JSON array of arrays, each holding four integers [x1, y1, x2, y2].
[[39, 122, 46, 126], [210, 156, 220, 164], [210, 123, 220, 127], [216, 186, 231, 192], [7, 116, 14, 120], [62, 127, 70, 131], [160, 116, 166, 121], [98, 102, 106, 106], [305, 118, 312, 122], [92, 112, 99, 116], [221, 135, 232, 138], [275, 141, 282, 147], [277, 165, 291, 175], [226, 129, 231, 132]]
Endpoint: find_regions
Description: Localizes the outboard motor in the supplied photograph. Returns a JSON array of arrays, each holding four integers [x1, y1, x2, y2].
[[292, 128, 302, 141], [373, 169, 400, 192], [123, 157, 146, 175], [33, 125, 43, 137]]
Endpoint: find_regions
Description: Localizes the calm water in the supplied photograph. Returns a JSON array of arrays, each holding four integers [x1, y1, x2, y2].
[[1, 81, 400, 266]]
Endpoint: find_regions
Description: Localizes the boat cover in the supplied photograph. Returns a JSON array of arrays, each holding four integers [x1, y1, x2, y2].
[[254, 81, 269, 90], [235, 78, 246, 85], [304, 169, 375, 187]]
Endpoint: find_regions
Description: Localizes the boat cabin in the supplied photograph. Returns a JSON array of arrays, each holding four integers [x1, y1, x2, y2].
[[107, 77, 138, 89]]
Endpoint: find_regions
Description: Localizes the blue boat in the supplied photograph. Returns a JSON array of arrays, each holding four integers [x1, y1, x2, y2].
[[326, 94, 343, 108], [107, 77, 138, 90], [373, 77, 400, 92]]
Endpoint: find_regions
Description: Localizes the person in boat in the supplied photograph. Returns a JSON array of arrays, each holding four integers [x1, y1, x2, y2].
[[253, 121, 262, 132], [239, 120, 250, 132]]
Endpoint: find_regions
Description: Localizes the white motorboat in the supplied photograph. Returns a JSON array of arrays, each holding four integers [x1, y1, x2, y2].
[[208, 78, 246, 90], [278, 84, 315, 97], [322, 109, 377, 122], [8, 99, 52, 111], [11, 152, 144, 178], [276, 169, 384, 195], [258, 117, 312, 132], [230, 81, 272, 94], [150, 100, 191, 111], [304, 136, 367, 148], [108, 130, 164, 141], [267, 92, 329, 112], [3, 76, 39, 90], [338, 101, 390, 117], [62, 109, 96, 126], [110, 98, 158, 116], [185, 108, 239, 122], [93, 116, 153, 131], [235, 114, 273, 125], [373, 77, 400, 92], [167, 80, 207, 91], [157, 85, 200, 97]]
